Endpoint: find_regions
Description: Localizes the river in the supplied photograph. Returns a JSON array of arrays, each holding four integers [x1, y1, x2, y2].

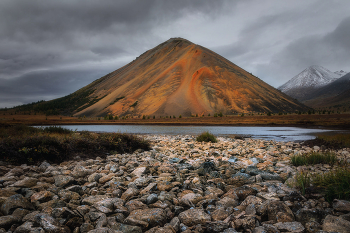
[[38, 125, 343, 142]]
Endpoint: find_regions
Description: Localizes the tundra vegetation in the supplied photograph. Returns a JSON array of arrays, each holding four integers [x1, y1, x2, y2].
[[290, 135, 350, 202], [0, 125, 151, 165]]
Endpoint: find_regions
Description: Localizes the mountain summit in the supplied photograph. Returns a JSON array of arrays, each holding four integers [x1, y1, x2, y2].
[[278, 65, 345, 101], [70, 38, 308, 117]]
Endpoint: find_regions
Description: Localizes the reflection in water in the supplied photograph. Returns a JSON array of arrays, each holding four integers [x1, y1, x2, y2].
[[36, 125, 341, 142]]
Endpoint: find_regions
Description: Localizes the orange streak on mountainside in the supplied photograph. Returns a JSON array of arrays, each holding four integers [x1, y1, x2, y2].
[[74, 38, 309, 117]]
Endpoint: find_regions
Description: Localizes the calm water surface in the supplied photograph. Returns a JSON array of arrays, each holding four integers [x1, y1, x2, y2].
[[42, 125, 342, 142]]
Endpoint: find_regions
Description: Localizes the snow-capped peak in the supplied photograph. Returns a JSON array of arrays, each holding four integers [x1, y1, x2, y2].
[[334, 70, 348, 77], [278, 65, 342, 92]]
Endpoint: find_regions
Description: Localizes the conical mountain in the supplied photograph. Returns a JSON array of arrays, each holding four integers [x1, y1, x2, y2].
[[73, 38, 308, 117]]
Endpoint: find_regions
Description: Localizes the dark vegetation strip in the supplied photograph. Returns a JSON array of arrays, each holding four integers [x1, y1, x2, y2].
[[0, 125, 151, 165]]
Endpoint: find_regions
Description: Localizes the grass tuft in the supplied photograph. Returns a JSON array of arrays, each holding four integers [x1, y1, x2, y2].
[[313, 167, 350, 202], [291, 152, 336, 166], [196, 132, 217, 143]]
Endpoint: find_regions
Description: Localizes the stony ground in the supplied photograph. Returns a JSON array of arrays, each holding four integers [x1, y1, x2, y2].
[[0, 135, 350, 233]]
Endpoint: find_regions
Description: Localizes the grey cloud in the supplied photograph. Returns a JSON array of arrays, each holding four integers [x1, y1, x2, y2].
[[1, 0, 350, 108], [257, 16, 350, 87]]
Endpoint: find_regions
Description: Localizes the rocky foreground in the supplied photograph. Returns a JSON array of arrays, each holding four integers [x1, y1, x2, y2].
[[0, 135, 350, 233]]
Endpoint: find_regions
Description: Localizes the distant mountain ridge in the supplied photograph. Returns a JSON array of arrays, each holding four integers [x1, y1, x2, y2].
[[279, 65, 349, 108]]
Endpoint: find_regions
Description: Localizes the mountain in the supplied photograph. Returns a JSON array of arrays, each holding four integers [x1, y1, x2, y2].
[[303, 73, 350, 108], [23, 38, 309, 117], [278, 65, 344, 101]]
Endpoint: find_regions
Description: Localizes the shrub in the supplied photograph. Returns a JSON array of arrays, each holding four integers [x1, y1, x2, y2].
[[0, 126, 151, 165], [291, 152, 336, 166], [290, 171, 311, 195], [218, 112, 223, 117], [42, 126, 72, 134], [313, 167, 350, 202], [196, 132, 217, 143]]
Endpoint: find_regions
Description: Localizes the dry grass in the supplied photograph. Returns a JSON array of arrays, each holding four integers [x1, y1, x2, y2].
[[1, 113, 350, 127]]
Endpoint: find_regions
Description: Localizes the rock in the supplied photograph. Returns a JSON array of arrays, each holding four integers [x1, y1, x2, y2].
[[211, 209, 229, 221], [216, 197, 239, 209], [132, 167, 147, 177], [107, 217, 142, 233], [87, 228, 122, 233], [333, 199, 350, 212], [234, 216, 259, 231], [72, 165, 92, 178], [80, 222, 95, 233], [322, 214, 350, 232], [94, 198, 124, 214], [146, 194, 158, 205], [179, 192, 203, 207], [258, 200, 294, 223], [31, 191, 54, 203], [295, 208, 325, 225], [124, 208, 167, 229], [233, 186, 257, 201], [274, 221, 305, 233], [54, 175, 75, 188], [13, 221, 44, 233], [206, 221, 229, 232], [253, 224, 279, 233], [121, 188, 139, 201], [0, 215, 21, 230], [178, 209, 211, 227], [88, 173, 103, 183], [82, 195, 110, 206], [1, 194, 34, 215], [305, 221, 322, 233], [11, 177, 38, 188], [99, 173, 115, 184], [34, 212, 70, 233]]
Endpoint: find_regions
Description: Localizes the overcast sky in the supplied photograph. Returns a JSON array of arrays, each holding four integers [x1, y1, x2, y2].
[[1, 0, 350, 108]]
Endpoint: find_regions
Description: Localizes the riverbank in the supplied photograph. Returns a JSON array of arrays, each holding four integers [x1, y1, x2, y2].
[[0, 134, 349, 232], [1, 113, 350, 129]]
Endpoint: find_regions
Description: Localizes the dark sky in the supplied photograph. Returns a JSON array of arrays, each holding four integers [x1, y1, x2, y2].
[[1, 0, 350, 108]]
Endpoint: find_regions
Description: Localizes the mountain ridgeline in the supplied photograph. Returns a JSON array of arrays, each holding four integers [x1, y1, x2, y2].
[[19, 38, 310, 117], [278, 65, 349, 109]]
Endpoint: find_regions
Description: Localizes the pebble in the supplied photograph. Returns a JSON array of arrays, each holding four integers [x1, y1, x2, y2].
[[0, 135, 349, 232]]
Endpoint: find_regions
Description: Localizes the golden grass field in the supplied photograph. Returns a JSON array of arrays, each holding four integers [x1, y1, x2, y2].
[[1, 112, 350, 129]]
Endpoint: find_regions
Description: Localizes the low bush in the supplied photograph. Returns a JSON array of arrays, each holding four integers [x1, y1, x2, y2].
[[291, 152, 336, 166], [313, 167, 350, 202], [291, 171, 311, 195], [196, 132, 217, 143], [0, 125, 151, 165]]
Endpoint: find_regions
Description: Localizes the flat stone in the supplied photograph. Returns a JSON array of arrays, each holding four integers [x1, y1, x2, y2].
[[1, 194, 34, 215], [333, 199, 350, 212], [82, 195, 110, 206], [0, 215, 21, 230], [11, 177, 38, 188], [322, 214, 350, 232], [124, 208, 167, 229], [30, 191, 54, 203], [132, 167, 147, 177], [274, 221, 305, 233], [54, 175, 74, 187], [178, 209, 211, 227]]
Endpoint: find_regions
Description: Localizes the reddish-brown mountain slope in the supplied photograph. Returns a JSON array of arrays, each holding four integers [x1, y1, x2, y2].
[[75, 38, 309, 117]]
